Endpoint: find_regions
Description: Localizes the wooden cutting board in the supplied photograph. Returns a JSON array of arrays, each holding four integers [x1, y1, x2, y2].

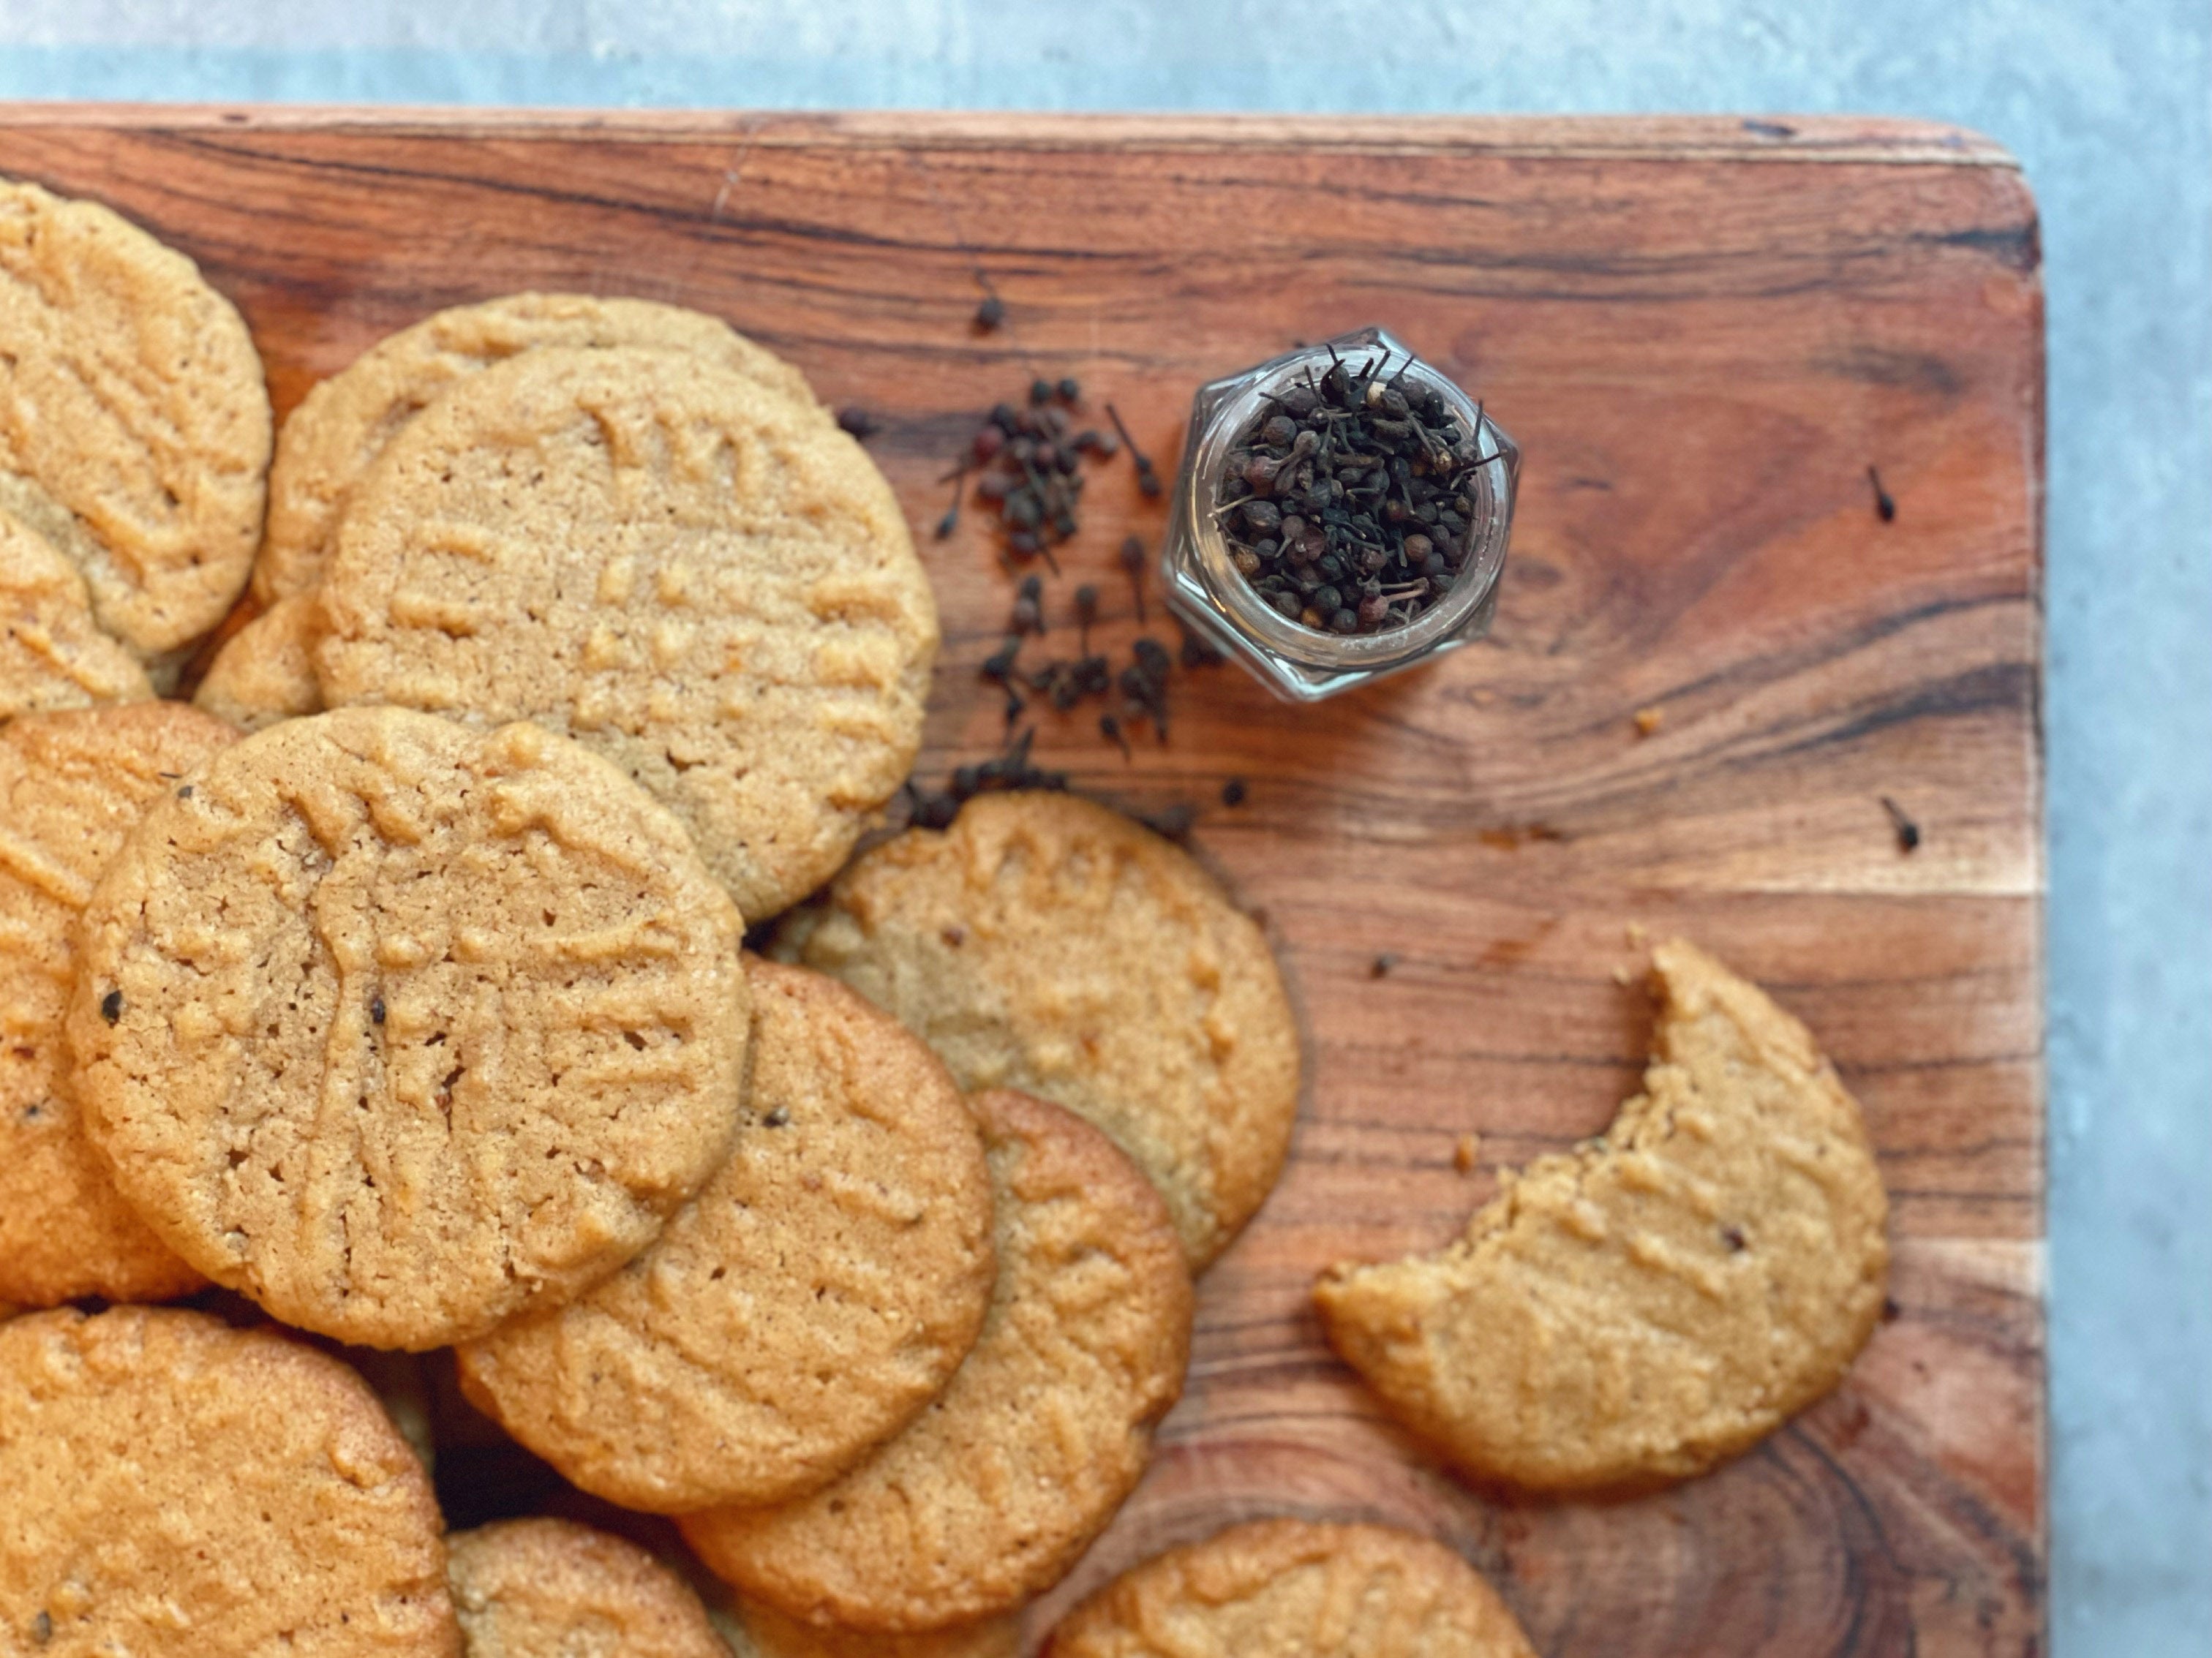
[[0, 108, 2044, 1655]]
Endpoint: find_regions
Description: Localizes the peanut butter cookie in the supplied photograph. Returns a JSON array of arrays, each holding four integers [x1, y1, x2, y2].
[[774, 791, 1298, 1267], [193, 592, 325, 732], [0, 1305, 458, 1658], [1, 179, 271, 660], [1313, 939, 1890, 1492], [317, 346, 935, 920], [682, 1090, 1192, 1632], [256, 292, 822, 604], [69, 706, 750, 1350], [731, 1598, 1019, 1658], [0, 703, 236, 1306], [0, 507, 150, 721], [447, 1519, 725, 1658], [457, 957, 994, 1514], [1043, 1518, 1534, 1658]]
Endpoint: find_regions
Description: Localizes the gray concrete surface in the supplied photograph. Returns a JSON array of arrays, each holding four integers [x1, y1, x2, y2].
[[3, 5, 2208, 1652]]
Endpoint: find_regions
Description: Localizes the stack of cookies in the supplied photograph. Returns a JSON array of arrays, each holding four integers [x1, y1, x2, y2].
[[4, 176, 1891, 1658], [0, 176, 1331, 1658]]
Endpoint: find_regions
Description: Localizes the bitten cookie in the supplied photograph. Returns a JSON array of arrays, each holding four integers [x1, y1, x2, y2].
[[774, 791, 1299, 1267], [446, 1519, 726, 1658], [257, 292, 824, 604], [0, 178, 271, 661], [682, 1089, 1192, 1632], [193, 592, 326, 732], [457, 957, 995, 1514], [317, 345, 936, 920], [1314, 939, 1891, 1492], [0, 507, 150, 721], [1043, 1519, 1535, 1658], [731, 1599, 1019, 1658], [0, 703, 236, 1306], [69, 706, 750, 1351], [0, 1306, 458, 1658]]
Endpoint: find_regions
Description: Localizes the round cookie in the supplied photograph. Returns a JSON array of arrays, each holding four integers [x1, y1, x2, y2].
[[0, 506, 151, 720], [456, 956, 996, 1514], [1313, 939, 1892, 1493], [317, 345, 936, 921], [447, 1519, 726, 1658], [193, 592, 326, 732], [0, 703, 237, 1305], [682, 1088, 1192, 1632], [69, 706, 750, 1351], [732, 1599, 1019, 1658], [0, 178, 271, 659], [0, 1305, 458, 1658], [1043, 1519, 1535, 1658], [774, 791, 1298, 1267], [257, 292, 824, 604]]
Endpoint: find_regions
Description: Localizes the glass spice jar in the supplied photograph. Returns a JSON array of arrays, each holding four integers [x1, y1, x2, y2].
[[1158, 326, 1518, 703]]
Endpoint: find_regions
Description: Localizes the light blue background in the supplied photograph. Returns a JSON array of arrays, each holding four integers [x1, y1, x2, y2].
[[4, 5, 2207, 1652]]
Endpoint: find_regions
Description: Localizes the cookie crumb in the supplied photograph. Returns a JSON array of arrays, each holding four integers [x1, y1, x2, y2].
[[1633, 706, 1664, 737], [1453, 1133, 1481, 1175], [1610, 962, 1634, 986], [1625, 922, 1648, 946]]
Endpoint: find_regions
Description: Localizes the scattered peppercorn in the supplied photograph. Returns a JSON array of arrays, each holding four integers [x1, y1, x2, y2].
[[1029, 378, 1054, 405], [1107, 403, 1162, 497], [1370, 952, 1399, 979], [974, 294, 1005, 330], [901, 726, 1072, 829], [1119, 534, 1148, 622], [1221, 777, 1247, 807], [1216, 347, 1500, 636], [836, 407, 881, 440], [763, 1105, 791, 1128], [1012, 573, 1045, 636], [1720, 1224, 1747, 1252], [1881, 796, 1922, 852], [100, 989, 122, 1023], [371, 995, 386, 1026], [176, 784, 193, 799], [1868, 464, 1897, 522]]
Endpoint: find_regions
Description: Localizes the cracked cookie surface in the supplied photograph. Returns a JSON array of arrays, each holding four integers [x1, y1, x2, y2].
[[773, 792, 1298, 1268], [1, 178, 270, 660], [457, 957, 994, 1514], [0, 507, 151, 721], [68, 706, 749, 1351], [0, 703, 236, 1305], [682, 1088, 1192, 1632], [1043, 1518, 1534, 1658], [0, 1306, 457, 1658], [316, 345, 933, 921], [1313, 939, 1889, 1492], [193, 592, 326, 733], [447, 1519, 726, 1658], [257, 292, 823, 604]]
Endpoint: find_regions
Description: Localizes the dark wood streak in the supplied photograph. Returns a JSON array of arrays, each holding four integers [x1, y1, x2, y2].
[[0, 108, 2042, 1656]]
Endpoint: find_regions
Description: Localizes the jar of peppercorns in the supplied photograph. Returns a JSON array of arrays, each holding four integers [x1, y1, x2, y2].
[[1159, 327, 1517, 703]]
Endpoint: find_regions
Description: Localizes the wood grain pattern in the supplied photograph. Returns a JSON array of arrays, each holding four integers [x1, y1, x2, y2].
[[0, 108, 2043, 1656]]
